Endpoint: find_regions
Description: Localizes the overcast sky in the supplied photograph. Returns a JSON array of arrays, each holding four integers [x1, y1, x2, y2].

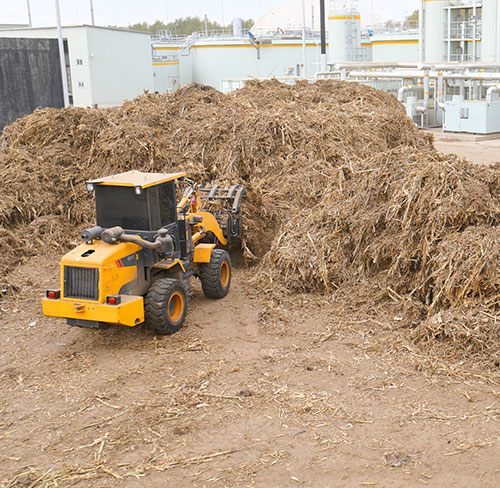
[[1, 0, 419, 28]]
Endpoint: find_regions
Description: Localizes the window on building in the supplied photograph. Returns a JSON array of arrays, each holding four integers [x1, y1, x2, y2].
[[78, 82, 85, 88], [76, 59, 83, 65]]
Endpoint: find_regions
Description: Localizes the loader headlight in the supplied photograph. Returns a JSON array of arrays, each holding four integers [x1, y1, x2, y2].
[[134, 186, 143, 195], [86, 183, 95, 192]]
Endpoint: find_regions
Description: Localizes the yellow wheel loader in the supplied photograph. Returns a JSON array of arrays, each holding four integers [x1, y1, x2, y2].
[[42, 170, 244, 334]]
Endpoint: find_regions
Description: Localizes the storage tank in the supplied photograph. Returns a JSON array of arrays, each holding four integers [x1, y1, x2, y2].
[[424, 0, 447, 62], [233, 18, 243, 37], [328, 8, 361, 63], [482, 0, 498, 62]]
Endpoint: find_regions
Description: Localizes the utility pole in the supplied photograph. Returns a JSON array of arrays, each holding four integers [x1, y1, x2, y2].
[[419, 0, 424, 63], [26, 0, 32, 27], [55, 0, 70, 107], [497, 0, 500, 62], [90, 0, 95, 26], [320, 0, 327, 72], [301, 0, 307, 78]]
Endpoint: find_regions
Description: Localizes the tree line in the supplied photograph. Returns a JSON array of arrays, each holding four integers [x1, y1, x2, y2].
[[120, 16, 254, 36]]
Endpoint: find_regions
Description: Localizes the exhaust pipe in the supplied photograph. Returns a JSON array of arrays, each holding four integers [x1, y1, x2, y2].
[[101, 226, 174, 254]]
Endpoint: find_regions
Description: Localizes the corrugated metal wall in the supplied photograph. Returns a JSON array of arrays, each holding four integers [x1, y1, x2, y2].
[[0, 37, 64, 131]]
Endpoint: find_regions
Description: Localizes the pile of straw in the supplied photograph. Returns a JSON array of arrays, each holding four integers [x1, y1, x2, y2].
[[2, 79, 500, 364]]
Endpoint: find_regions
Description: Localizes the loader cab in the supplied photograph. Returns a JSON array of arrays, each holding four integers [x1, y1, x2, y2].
[[86, 170, 186, 233]]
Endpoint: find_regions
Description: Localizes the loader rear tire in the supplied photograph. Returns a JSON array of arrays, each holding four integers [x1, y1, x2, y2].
[[200, 249, 231, 298], [145, 278, 187, 334]]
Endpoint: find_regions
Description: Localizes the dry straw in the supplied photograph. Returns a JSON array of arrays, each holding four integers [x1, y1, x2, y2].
[[2, 79, 500, 364]]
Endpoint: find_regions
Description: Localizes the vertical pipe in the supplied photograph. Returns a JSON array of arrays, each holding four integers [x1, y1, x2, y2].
[[472, 5, 476, 61], [55, 0, 70, 107], [424, 70, 430, 108], [421, 70, 430, 128], [472, 80, 479, 100], [419, 0, 423, 63], [90, 0, 95, 26], [316, 41, 320, 73], [26, 0, 32, 27], [437, 72, 444, 104], [447, 7, 451, 62], [498, 0, 500, 62], [320, 0, 327, 72], [302, 0, 307, 78]]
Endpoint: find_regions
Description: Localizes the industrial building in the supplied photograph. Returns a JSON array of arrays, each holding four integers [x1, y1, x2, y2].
[[150, 0, 500, 135], [2, 0, 500, 135], [0, 25, 153, 108], [150, 0, 499, 88]]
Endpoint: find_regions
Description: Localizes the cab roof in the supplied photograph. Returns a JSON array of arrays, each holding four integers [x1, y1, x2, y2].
[[87, 170, 186, 189]]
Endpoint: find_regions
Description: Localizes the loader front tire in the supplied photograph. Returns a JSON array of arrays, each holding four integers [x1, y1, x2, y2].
[[200, 249, 231, 298], [145, 278, 187, 334]]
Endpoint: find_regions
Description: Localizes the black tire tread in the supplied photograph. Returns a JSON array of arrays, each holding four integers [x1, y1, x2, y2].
[[200, 249, 231, 299], [145, 278, 187, 334]]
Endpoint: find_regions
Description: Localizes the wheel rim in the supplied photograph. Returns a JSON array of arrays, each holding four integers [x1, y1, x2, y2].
[[220, 261, 229, 288], [167, 292, 184, 323]]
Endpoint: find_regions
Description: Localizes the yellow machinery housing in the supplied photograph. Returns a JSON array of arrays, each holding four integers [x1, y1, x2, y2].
[[43, 170, 244, 334]]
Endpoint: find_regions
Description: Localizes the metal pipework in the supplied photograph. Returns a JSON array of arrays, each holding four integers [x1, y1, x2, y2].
[[333, 62, 409, 70], [102, 226, 159, 249], [436, 72, 446, 111], [101, 226, 174, 254], [459, 79, 465, 98], [81, 226, 103, 242], [472, 80, 480, 101], [416, 70, 430, 114], [314, 70, 341, 79], [498, 0, 500, 63], [419, 0, 424, 63], [121, 234, 163, 250], [334, 62, 500, 71], [443, 72, 500, 80], [301, 0, 306, 78], [338, 70, 500, 81], [397, 85, 424, 102], [406, 62, 500, 71], [486, 85, 500, 102], [315, 67, 500, 110]]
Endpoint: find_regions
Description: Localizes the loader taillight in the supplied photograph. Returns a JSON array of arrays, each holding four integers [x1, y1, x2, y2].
[[106, 295, 121, 305], [46, 290, 60, 299]]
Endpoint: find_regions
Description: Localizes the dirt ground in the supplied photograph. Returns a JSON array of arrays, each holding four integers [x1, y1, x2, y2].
[[1, 139, 500, 487]]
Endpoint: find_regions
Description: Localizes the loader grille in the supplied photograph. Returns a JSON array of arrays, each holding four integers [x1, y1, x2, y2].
[[64, 266, 99, 301]]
